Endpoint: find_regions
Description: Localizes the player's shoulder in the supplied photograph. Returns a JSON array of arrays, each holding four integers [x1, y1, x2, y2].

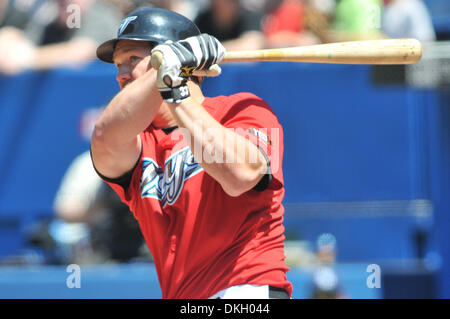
[[227, 92, 276, 116], [204, 92, 277, 123], [211, 92, 272, 111], [228, 92, 265, 103]]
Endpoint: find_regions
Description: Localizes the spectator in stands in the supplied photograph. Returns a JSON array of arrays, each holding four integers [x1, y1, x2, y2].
[[0, 1, 6, 25], [0, 0, 122, 75], [162, 0, 205, 21], [0, 0, 55, 74], [329, 0, 385, 42], [194, 0, 264, 51], [310, 233, 348, 299], [51, 149, 146, 264], [105, 0, 188, 17], [50, 150, 104, 264], [382, 0, 436, 42], [26, 106, 146, 265], [262, 0, 321, 48], [303, 0, 336, 43], [0, 25, 36, 74], [107, 0, 206, 21], [106, 0, 145, 16], [241, 0, 268, 13], [0, 0, 34, 29]]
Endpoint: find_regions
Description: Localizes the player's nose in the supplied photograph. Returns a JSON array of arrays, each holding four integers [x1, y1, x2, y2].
[[116, 67, 132, 89]]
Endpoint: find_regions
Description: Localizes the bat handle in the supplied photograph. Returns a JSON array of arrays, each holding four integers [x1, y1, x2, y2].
[[150, 50, 222, 77], [151, 50, 163, 70]]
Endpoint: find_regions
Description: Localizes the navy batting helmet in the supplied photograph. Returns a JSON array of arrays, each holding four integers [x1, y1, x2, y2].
[[96, 8, 201, 63]]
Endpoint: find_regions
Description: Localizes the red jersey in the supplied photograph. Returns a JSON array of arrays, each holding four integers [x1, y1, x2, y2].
[[104, 92, 292, 298]]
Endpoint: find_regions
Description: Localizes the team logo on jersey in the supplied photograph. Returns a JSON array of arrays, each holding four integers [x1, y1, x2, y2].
[[117, 16, 137, 37], [140, 147, 203, 207], [247, 128, 272, 146]]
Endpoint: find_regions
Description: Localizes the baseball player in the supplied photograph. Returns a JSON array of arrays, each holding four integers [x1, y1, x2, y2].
[[91, 8, 292, 299]]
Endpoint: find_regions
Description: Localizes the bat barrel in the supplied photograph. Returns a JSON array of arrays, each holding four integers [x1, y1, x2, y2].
[[222, 39, 422, 65]]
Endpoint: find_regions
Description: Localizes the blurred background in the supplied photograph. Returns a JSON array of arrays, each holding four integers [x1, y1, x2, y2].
[[0, 0, 449, 299]]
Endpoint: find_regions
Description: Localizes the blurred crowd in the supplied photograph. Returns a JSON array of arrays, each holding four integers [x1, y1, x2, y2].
[[0, 0, 438, 75]]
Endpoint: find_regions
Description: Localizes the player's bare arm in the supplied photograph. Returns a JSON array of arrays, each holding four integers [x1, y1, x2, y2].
[[153, 34, 268, 197], [91, 41, 166, 179]]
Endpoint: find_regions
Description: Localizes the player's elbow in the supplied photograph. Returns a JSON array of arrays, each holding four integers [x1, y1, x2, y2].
[[91, 119, 118, 152], [91, 121, 108, 153], [90, 120, 120, 165], [91, 121, 103, 143], [221, 162, 267, 197]]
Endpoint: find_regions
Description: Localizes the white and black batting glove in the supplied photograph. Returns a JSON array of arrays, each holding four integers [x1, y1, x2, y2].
[[152, 34, 226, 104], [154, 46, 191, 104]]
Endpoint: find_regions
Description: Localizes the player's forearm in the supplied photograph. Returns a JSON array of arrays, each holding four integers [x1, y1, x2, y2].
[[93, 69, 161, 149], [168, 99, 267, 196]]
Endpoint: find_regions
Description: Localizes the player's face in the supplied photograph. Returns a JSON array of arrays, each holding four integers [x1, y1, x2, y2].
[[113, 40, 153, 90]]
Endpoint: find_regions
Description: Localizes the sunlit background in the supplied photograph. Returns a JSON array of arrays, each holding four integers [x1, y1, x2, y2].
[[0, 0, 449, 299]]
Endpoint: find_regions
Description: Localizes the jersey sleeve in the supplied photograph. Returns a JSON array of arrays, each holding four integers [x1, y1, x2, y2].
[[219, 93, 284, 190]]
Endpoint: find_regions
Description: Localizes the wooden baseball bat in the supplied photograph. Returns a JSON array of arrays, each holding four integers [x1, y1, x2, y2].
[[151, 39, 422, 70]]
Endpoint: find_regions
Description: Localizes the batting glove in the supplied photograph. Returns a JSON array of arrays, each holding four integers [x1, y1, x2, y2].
[[152, 34, 226, 104]]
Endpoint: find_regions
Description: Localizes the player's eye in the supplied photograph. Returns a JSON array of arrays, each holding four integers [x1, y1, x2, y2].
[[130, 56, 141, 63]]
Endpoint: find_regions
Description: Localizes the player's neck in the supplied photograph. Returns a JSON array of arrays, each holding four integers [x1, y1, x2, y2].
[[152, 104, 177, 129]]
